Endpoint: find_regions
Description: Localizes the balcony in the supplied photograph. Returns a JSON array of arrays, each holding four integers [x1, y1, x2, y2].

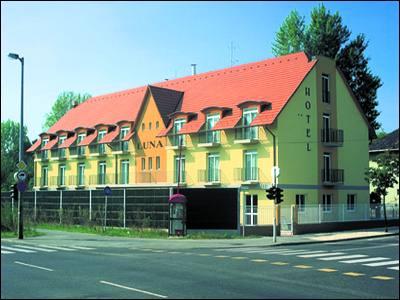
[[198, 169, 221, 186], [50, 176, 67, 188], [89, 144, 107, 156], [51, 148, 67, 160], [37, 177, 48, 188], [166, 134, 186, 150], [111, 141, 130, 153], [321, 169, 344, 186], [68, 175, 86, 187], [136, 171, 166, 184], [40, 151, 49, 161], [234, 126, 259, 144], [69, 146, 86, 158], [234, 167, 259, 184], [321, 128, 344, 147], [89, 174, 115, 185], [173, 170, 187, 185], [198, 130, 221, 148]]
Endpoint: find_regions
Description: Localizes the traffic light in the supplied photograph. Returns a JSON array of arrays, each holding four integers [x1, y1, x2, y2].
[[10, 184, 18, 202], [266, 186, 277, 200], [275, 187, 284, 204]]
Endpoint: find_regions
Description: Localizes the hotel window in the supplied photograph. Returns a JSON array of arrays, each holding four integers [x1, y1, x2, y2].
[[121, 160, 129, 184], [149, 157, 153, 170], [173, 118, 186, 146], [245, 194, 258, 226], [58, 136, 67, 158], [244, 150, 258, 181], [77, 133, 86, 155], [347, 194, 356, 211], [323, 153, 331, 182], [322, 114, 330, 142], [120, 127, 130, 151], [141, 158, 146, 171], [59, 164, 66, 186], [206, 113, 220, 143], [174, 155, 186, 183], [323, 194, 332, 212], [242, 107, 258, 139], [156, 156, 160, 170], [97, 130, 107, 154], [98, 161, 106, 185], [296, 194, 306, 212], [42, 139, 49, 159], [77, 163, 85, 186], [322, 74, 330, 103], [207, 153, 220, 182], [41, 166, 48, 187]]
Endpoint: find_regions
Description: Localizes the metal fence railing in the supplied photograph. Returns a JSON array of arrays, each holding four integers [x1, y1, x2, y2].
[[1, 188, 170, 229]]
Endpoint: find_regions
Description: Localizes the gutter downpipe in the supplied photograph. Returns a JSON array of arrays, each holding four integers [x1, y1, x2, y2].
[[265, 126, 277, 243]]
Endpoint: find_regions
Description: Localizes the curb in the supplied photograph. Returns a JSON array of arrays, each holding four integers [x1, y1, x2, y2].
[[270, 232, 399, 247]]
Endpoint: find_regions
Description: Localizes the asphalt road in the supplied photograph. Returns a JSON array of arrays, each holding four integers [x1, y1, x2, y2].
[[1, 235, 399, 299]]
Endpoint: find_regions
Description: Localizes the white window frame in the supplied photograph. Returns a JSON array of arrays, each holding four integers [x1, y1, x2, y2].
[[77, 133, 86, 155], [121, 160, 129, 184], [347, 194, 356, 211], [173, 118, 186, 146], [174, 155, 186, 183], [78, 163, 85, 186], [244, 150, 258, 181], [323, 194, 332, 213], [99, 162, 106, 184], [323, 153, 331, 182], [59, 165, 66, 186], [206, 113, 220, 143], [98, 130, 107, 154], [245, 194, 258, 226], [296, 194, 306, 212], [42, 166, 48, 186], [207, 153, 220, 182], [322, 74, 330, 103]]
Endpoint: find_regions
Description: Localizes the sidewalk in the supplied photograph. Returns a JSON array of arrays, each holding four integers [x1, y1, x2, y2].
[[2, 226, 398, 250]]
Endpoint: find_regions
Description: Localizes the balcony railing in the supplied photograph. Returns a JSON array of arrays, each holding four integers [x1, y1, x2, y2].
[[37, 177, 48, 187], [89, 174, 115, 185], [50, 176, 67, 187], [51, 148, 66, 160], [167, 134, 186, 148], [234, 126, 259, 143], [70, 146, 86, 157], [234, 167, 259, 182], [198, 169, 221, 183], [110, 140, 130, 153], [198, 130, 221, 145], [321, 169, 344, 185], [89, 143, 107, 155], [321, 128, 344, 146], [41, 151, 49, 160]]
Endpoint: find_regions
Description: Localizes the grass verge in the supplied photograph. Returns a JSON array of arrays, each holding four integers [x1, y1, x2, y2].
[[1, 229, 44, 239]]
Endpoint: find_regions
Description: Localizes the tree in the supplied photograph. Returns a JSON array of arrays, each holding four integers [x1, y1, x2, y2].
[[272, 4, 382, 131], [272, 10, 305, 56], [1, 120, 33, 191], [43, 91, 91, 131], [366, 153, 399, 232]]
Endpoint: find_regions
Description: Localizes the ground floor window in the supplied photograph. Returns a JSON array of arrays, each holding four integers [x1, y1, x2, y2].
[[41, 166, 48, 186], [296, 194, 306, 212], [121, 160, 129, 184], [322, 194, 332, 212], [347, 194, 356, 211], [245, 194, 258, 225], [77, 163, 85, 186]]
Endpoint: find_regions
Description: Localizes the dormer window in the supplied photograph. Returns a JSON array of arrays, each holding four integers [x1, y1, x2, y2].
[[58, 135, 67, 158], [173, 118, 186, 146], [206, 113, 220, 143]]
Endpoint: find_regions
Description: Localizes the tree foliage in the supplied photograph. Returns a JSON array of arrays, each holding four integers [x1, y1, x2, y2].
[[1, 120, 33, 191], [43, 91, 91, 131], [272, 4, 382, 131]]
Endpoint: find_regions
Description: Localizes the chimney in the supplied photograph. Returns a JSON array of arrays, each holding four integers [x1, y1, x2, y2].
[[191, 64, 197, 75]]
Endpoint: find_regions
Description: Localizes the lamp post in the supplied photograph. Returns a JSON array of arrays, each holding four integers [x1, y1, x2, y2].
[[8, 52, 24, 239]]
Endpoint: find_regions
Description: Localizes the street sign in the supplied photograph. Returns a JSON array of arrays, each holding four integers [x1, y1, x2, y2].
[[104, 186, 112, 196], [16, 170, 27, 182], [17, 181, 27, 192], [16, 160, 27, 170]]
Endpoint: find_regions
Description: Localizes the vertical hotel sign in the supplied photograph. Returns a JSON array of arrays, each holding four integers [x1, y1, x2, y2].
[[305, 100, 311, 151]]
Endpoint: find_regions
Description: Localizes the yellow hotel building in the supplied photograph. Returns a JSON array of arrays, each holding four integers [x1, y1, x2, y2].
[[27, 52, 372, 231]]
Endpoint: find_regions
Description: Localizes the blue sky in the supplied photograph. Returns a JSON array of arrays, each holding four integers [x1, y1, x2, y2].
[[1, 1, 399, 140]]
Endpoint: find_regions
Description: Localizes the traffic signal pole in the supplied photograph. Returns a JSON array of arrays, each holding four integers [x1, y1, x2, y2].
[[266, 127, 278, 243]]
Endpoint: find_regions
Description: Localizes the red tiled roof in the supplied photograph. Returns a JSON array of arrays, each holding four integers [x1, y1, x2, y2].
[[122, 131, 135, 141], [213, 108, 242, 130], [157, 122, 174, 137], [26, 138, 42, 152], [98, 127, 120, 144], [41, 137, 59, 150], [44, 52, 316, 137], [58, 134, 77, 149], [78, 131, 97, 146], [179, 114, 205, 134]]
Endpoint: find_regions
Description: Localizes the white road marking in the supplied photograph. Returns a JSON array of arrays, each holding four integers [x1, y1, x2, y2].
[[100, 280, 167, 298], [363, 260, 399, 267], [16, 245, 57, 252], [14, 261, 53, 272], [387, 266, 399, 271], [280, 250, 325, 256], [339, 243, 398, 252], [67, 246, 95, 250], [1, 250, 15, 254], [246, 249, 291, 254], [38, 245, 76, 251], [1, 246, 36, 253], [340, 257, 390, 264], [298, 252, 345, 258], [319, 254, 368, 261]]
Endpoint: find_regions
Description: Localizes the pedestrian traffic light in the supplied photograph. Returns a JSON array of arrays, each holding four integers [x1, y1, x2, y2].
[[10, 184, 18, 202], [266, 186, 277, 200], [275, 187, 284, 204]]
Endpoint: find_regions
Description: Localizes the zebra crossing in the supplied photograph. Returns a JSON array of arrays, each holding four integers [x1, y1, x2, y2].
[[214, 247, 399, 272], [1, 244, 95, 255]]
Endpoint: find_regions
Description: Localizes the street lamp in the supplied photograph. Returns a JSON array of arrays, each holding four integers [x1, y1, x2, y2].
[[8, 52, 24, 239]]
